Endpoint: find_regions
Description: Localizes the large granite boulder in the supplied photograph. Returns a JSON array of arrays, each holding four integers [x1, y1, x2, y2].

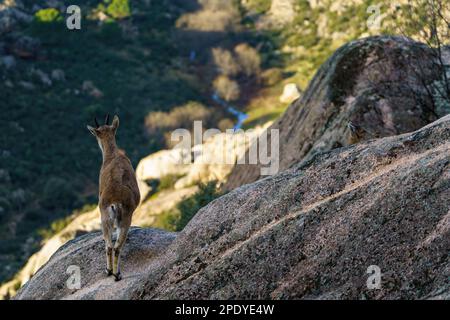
[[225, 36, 450, 190], [15, 228, 176, 300]]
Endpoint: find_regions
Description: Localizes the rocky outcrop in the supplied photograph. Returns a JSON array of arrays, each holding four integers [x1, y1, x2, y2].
[[15, 228, 176, 300], [256, 0, 296, 28], [15, 114, 450, 299], [136, 126, 267, 190], [279, 83, 301, 103], [267, 0, 296, 26], [225, 36, 450, 190]]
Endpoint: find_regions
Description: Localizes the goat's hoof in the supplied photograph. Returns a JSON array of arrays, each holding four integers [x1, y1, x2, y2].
[[105, 268, 113, 276], [113, 273, 122, 281]]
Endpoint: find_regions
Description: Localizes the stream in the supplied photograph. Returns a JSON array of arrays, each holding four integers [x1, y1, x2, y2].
[[212, 93, 249, 130]]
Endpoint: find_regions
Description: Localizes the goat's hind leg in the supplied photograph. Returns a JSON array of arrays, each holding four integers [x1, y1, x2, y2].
[[102, 220, 114, 276], [112, 223, 130, 281]]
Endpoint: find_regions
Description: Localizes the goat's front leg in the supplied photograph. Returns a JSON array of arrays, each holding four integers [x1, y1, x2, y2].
[[101, 219, 114, 276], [112, 223, 130, 281]]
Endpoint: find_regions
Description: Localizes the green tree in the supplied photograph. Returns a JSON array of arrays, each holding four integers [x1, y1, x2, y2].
[[106, 0, 131, 19], [213, 75, 240, 101], [34, 8, 61, 23]]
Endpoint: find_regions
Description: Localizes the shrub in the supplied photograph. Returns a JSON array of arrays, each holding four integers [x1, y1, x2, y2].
[[146, 101, 212, 133], [99, 21, 123, 44], [34, 8, 61, 23], [10, 189, 27, 207], [175, 2, 239, 32], [104, 0, 131, 19], [0, 197, 10, 219], [41, 177, 77, 210], [201, 0, 235, 11], [212, 47, 241, 76], [261, 68, 283, 86], [157, 174, 184, 191], [244, 0, 272, 14], [145, 101, 214, 147], [218, 118, 235, 131], [234, 43, 261, 77], [151, 209, 179, 232], [175, 181, 222, 230], [213, 75, 240, 101], [152, 181, 222, 232], [37, 215, 73, 240]]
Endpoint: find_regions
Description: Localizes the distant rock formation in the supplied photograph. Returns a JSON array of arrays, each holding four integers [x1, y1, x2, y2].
[[225, 36, 450, 190], [279, 83, 301, 103], [256, 0, 296, 28], [268, 0, 296, 25], [136, 126, 268, 190], [14, 114, 450, 299]]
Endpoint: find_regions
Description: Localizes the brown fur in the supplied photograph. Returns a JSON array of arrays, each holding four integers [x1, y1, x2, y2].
[[87, 115, 140, 281]]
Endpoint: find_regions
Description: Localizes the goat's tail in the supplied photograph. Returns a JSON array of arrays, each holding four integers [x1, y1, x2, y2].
[[107, 203, 122, 228]]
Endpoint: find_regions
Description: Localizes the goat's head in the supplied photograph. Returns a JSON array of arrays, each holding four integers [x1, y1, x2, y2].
[[87, 114, 119, 143]]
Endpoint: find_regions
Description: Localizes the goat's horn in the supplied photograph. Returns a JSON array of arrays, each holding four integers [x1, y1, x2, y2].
[[105, 114, 110, 125], [94, 117, 99, 128]]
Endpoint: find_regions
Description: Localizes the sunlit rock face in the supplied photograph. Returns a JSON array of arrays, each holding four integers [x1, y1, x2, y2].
[[268, 0, 296, 24], [136, 148, 192, 181], [279, 83, 301, 103]]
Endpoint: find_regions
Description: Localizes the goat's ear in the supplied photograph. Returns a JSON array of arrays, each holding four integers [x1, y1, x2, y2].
[[87, 125, 98, 136], [112, 115, 119, 131]]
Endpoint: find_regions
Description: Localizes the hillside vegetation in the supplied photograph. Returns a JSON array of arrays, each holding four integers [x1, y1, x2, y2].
[[1, 0, 267, 282]]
